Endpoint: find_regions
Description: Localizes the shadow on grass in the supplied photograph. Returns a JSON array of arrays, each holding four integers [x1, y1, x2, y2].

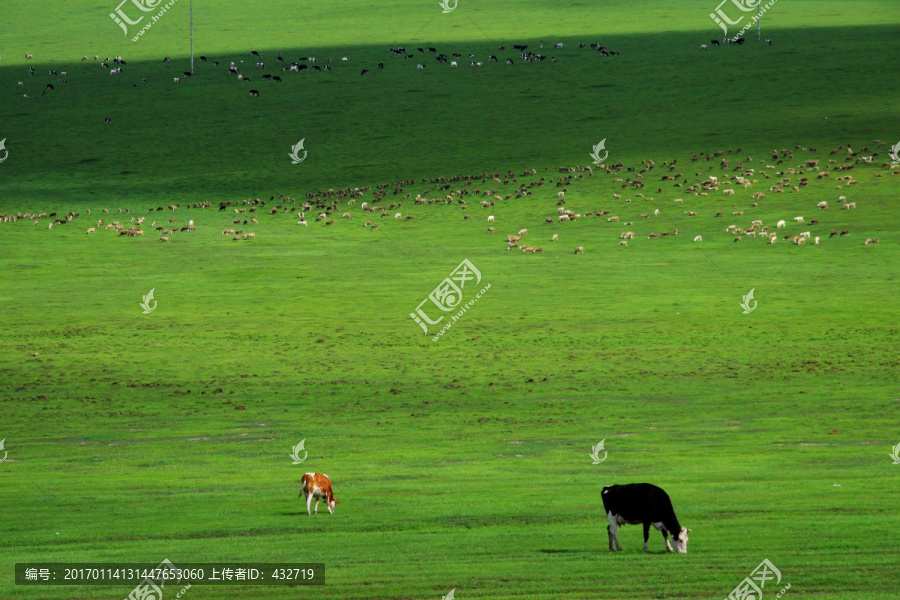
[[1, 25, 897, 204]]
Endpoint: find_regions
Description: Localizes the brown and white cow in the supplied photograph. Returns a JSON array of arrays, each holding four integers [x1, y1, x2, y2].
[[301, 473, 339, 515]]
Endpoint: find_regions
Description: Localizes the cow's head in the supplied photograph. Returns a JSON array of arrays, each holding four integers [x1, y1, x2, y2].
[[328, 498, 340, 513], [673, 527, 691, 554]]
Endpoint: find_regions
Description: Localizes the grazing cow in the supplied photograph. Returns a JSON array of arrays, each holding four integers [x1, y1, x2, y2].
[[301, 473, 339, 515], [700, 44, 708, 50], [602, 483, 691, 553], [361, 69, 369, 75]]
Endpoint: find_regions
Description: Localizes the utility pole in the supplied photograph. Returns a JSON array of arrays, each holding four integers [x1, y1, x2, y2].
[[758, 1, 761, 40]]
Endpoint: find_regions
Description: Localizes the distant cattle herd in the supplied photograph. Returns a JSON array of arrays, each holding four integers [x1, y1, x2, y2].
[[11, 39, 622, 100]]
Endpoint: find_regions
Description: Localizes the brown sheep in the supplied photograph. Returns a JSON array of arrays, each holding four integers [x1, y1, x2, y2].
[[575, 246, 584, 254]]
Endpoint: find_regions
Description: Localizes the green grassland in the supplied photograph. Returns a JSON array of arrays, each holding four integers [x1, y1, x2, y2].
[[1, 0, 899, 599]]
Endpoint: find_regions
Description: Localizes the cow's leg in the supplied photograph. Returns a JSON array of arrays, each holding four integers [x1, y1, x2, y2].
[[607, 512, 622, 551], [662, 529, 674, 552], [305, 492, 313, 516], [642, 522, 651, 552], [314, 497, 320, 514]]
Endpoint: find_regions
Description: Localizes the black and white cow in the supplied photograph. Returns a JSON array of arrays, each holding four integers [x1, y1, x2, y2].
[[601, 483, 691, 553]]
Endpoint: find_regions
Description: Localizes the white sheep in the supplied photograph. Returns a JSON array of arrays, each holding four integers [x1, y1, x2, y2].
[[487, 215, 494, 222], [693, 235, 702, 242], [776, 220, 786, 228]]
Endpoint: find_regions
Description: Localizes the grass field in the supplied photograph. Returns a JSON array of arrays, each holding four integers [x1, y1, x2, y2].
[[2, 1, 900, 599]]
